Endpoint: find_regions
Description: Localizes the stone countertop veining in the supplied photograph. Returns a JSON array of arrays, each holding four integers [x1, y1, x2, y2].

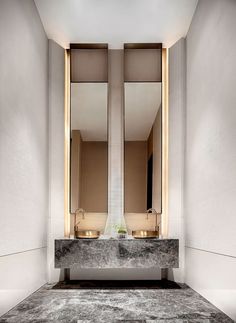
[[55, 238, 179, 269]]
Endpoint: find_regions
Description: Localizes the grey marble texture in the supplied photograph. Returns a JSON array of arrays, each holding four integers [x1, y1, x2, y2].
[[55, 238, 179, 269], [0, 283, 233, 322]]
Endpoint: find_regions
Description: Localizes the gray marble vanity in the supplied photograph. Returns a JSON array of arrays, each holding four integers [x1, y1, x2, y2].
[[55, 238, 179, 271]]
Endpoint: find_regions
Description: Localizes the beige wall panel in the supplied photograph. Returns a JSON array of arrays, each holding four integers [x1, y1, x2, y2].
[[185, 0, 236, 318], [48, 40, 65, 282], [71, 49, 108, 82], [105, 50, 125, 235], [125, 49, 162, 82], [0, 0, 48, 313], [168, 38, 186, 283]]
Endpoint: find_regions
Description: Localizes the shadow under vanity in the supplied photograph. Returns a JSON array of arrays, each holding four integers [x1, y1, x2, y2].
[[55, 43, 179, 280]]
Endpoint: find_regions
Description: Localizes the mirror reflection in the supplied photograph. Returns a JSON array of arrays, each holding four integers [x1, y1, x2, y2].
[[70, 83, 108, 214], [124, 83, 162, 214]]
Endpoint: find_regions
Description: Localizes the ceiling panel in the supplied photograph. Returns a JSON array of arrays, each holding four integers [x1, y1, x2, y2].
[[34, 0, 198, 49]]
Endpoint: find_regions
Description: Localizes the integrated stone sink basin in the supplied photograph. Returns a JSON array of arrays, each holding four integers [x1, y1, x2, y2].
[[132, 230, 159, 239], [75, 230, 100, 239]]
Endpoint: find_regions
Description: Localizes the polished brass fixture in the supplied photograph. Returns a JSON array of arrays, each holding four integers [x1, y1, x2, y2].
[[73, 208, 85, 226], [72, 208, 85, 237], [132, 230, 158, 239], [132, 208, 161, 239], [146, 208, 161, 232], [75, 230, 100, 239], [72, 209, 100, 239]]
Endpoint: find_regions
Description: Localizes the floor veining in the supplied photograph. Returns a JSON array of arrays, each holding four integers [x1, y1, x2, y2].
[[0, 281, 233, 323]]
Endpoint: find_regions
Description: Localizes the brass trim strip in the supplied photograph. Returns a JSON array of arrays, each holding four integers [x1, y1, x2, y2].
[[64, 49, 71, 237], [162, 48, 169, 238]]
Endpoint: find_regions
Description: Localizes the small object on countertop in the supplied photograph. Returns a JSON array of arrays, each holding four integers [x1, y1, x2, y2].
[[117, 232, 126, 239], [113, 223, 127, 239]]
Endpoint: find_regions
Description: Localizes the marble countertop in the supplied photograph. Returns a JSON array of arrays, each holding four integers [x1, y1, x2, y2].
[[60, 236, 176, 241], [55, 238, 179, 269]]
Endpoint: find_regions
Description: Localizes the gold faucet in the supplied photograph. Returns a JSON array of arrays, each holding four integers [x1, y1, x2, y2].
[[72, 208, 85, 232], [146, 208, 161, 232]]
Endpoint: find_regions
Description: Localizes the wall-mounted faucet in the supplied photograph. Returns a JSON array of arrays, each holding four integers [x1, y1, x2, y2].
[[146, 208, 161, 233], [72, 208, 85, 232]]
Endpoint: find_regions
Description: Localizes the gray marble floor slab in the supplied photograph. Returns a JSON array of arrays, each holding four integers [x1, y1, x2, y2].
[[0, 283, 233, 323]]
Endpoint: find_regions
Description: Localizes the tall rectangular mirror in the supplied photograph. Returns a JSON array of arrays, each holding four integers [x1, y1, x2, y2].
[[69, 45, 108, 235], [124, 83, 162, 213], [70, 83, 108, 214], [124, 44, 162, 221]]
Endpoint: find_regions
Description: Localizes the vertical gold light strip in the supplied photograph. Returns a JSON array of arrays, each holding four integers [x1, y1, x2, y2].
[[64, 49, 70, 237], [162, 48, 169, 238]]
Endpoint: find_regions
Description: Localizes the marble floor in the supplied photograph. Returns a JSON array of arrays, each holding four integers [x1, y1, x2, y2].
[[0, 281, 233, 323]]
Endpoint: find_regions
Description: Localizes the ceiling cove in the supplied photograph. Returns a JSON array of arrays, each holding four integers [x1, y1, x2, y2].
[[34, 0, 198, 49]]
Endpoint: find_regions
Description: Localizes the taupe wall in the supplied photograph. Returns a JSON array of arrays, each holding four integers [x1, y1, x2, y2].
[[124, 49, 162, 82], [80, 141, 108, 212], [71, 136, 108, 214], [124, 141, 147, 213], [71, 49, 108, 82], [124, 109, 161, 214], [0, 0, 48, 315], [185, 0, 236, 319]]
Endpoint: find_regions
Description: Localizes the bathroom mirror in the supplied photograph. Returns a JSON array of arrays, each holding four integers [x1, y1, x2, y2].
[[124, 82, 162, 214], [70, 83, 108, 214]]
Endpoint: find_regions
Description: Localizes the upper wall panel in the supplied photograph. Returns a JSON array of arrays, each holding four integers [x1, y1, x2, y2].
[[124, 44, 162, 82], [71, 46, 108, 82]]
